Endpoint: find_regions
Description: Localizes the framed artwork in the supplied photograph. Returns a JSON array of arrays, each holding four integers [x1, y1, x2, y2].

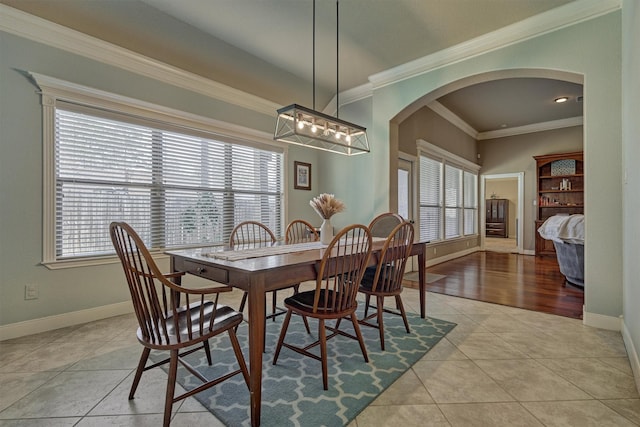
[[294, 161, 311, 190]]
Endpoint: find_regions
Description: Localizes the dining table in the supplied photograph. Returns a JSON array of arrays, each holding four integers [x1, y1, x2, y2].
[[166, 237, 427, 427]]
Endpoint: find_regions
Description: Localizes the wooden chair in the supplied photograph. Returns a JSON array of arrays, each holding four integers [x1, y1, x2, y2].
[[231, 221, 292, 321], [368, 212, 404, 238], [285, 219, 319, 243], [109, 222, 249, 427], [272, 224, 373, 390], [358, 221, 414, 350], [284, 219, 319, 333]]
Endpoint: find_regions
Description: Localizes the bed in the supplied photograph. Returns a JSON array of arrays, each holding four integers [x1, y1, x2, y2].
[[537, 214, 584, 288]]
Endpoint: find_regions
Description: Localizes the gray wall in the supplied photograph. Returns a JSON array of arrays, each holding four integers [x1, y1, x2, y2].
[[622, 0, 640, 386]]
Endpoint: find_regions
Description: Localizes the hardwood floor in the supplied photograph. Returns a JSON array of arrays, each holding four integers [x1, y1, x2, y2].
[[406, 251, 585, 319]]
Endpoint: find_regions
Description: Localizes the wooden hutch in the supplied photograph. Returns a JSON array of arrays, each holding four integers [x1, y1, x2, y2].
[[534, 151, 584, 256], [486, 198, 509, 238]]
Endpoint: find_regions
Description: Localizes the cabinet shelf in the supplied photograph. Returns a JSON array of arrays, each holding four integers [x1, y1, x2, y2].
[[539, 190, 582, 194], [539, 174, 584, 179]]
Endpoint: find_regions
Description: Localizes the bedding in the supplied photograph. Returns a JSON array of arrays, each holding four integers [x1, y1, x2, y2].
[[538, 214, 584, 288]]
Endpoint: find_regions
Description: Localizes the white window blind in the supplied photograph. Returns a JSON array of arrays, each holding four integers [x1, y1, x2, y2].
[[54, 103, 283, 260], [463, 171, 478, 235], [419, 155, 442, 242], [444, 164, 462, 239], [417, 140, 479, 243]]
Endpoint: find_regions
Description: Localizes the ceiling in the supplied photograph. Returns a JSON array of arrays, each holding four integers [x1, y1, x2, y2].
[[3, 0, 585, 134]]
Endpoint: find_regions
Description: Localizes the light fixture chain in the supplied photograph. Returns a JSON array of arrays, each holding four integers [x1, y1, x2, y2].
[[313, 0, 316, 111], [336, 0, 339, 118]]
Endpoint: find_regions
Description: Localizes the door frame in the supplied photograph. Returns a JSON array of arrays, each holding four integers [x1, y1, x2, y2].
[[398, 151, 418, 271], [480, 172, 524, 254]]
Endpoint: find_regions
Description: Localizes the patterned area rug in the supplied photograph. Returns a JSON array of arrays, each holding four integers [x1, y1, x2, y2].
[[162, 306, 455, 426]]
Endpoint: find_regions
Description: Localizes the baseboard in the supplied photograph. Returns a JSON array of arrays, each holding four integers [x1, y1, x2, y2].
[[621, 319, 640, 395], [426, 247, 480, 267], [582, 308, 622, 331], [0, 301, 133, 341]]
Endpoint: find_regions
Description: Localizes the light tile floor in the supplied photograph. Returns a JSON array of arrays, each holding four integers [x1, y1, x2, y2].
[[1, 287, 638, 426]]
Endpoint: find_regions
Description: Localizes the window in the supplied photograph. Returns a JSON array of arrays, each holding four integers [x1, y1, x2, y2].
[[35, 74, 284, 266], [417, 140, 479, 243]]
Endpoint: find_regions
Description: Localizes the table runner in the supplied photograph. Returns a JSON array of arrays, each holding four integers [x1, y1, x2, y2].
[[204, 237, 386, 261], [204, 241, 325, 261]]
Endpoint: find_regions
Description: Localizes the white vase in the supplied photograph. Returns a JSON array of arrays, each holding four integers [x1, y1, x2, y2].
[[320, 218, 333, 244]]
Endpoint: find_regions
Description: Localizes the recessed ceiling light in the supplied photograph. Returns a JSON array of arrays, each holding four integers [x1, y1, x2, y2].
[[554, 96, 569, 103]]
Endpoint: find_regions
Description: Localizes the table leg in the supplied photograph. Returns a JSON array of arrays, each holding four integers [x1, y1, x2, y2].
[[247, 278, 266, 426], [418, 244, 426, 318]]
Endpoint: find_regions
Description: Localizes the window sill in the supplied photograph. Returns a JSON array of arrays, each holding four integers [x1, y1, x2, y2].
[[42, 253, 170, 270]]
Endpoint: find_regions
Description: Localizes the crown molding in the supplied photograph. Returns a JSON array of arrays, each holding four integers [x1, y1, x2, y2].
[[427, 100, 583, 140], [0, 4, 280, 116], [428, 101, 478, 138], [368, 0, 620, 90], [477, 116, 584, 140]]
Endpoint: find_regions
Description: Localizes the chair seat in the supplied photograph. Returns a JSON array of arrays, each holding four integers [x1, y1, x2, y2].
[[359, 265, 402, 295], [137, 302, 243, 346], [285, 290, 344, 315]]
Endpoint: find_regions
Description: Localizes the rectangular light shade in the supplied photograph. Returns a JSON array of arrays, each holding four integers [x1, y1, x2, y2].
[[274, 104, 369, 156]]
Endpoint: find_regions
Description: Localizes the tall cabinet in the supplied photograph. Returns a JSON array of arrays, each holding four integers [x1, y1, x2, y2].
[[534, 151, 584, 256], [485, 198, 509, 238]]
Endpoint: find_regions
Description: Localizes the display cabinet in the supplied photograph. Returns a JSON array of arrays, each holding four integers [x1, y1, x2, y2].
[[486, 198, 509, 238], [534, 151, 583, 256]]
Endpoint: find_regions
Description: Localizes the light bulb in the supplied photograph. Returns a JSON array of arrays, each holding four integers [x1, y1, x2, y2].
[[297, 114, 304, 129], [335, 126, 341, 140], [311, 120, 317, 133]]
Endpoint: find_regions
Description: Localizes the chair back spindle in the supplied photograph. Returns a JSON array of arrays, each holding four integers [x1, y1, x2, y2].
[[285, 219, 319, 243]]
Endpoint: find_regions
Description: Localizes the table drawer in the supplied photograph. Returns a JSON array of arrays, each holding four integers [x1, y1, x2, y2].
[[182, 260, 229, 283]]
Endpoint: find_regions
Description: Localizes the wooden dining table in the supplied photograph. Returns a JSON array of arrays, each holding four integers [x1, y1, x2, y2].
[[166, 238, 427, 427]]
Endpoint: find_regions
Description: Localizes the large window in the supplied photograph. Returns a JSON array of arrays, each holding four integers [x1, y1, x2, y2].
[[36, 74, 284, 266], [418, 140, 479, 243]]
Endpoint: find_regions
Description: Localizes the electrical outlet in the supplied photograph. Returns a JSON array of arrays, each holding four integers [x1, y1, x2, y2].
[[433, 247, 437, 255], [25, 284, 39, 300]]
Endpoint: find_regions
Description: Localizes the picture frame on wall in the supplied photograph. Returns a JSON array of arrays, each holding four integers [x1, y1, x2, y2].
[[294, 161, 311, 190]]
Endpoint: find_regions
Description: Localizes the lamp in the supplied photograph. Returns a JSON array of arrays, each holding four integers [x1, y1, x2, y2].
[[274, 0, 370, 156]]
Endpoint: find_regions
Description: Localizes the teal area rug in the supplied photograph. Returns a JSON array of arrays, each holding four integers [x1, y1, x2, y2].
[[164, 306, 456, 426]]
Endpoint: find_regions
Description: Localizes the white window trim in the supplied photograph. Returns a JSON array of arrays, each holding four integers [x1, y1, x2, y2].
[[417, 139, 481, 243], [31, 72, 288, 269]]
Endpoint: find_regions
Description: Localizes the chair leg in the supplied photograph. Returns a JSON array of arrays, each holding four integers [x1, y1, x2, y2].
[[235, 291, 249, 333], [271, 291, 277, 321], [228, 328, 250, 387], [300, 314, 311, 334], [293, 284, 311, 334], [273, 310, 293, 365], [129, 347, 151, 400], [350, 312, 369, 363], [376, 295, 386, 351], [203, 339, 212, 365], [319, 318, 328, 390], [364, 294, 371, 317], [238, 291, 248, 313], [395, 294, 411, 334], [163, 349, 179, 427]]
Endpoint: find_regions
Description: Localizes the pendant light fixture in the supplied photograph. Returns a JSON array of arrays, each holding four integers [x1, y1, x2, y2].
[[274, 0, 370, 156]]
